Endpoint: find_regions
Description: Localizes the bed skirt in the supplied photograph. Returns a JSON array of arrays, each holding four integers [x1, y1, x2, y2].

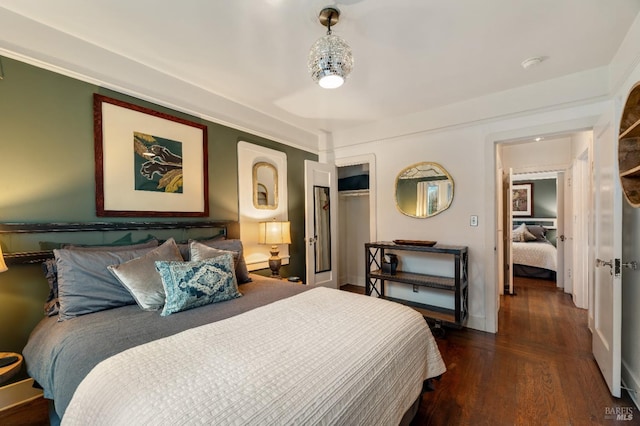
[[513, 264, 556, 281]]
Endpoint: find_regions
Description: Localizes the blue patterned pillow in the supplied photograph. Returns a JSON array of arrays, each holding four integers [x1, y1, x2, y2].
[[155, 253, 241, 316]]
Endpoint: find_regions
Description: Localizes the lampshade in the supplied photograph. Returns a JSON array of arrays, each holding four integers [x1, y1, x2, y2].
[[258, 221, 291, 245], [0, 245, 7, 273], [308, 7, 354, 89]]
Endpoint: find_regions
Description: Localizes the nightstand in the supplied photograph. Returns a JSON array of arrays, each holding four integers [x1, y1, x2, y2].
[[0, 354, 49, 425], [281, 277, 304, 285], [0, 353, 22, 385], [0, 378, 48, 426]]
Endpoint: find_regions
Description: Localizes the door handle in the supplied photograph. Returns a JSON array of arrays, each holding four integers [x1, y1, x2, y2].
[[596, 258, 626, 277], [559, 234, 566, 242], [596, 258, 614, 275], [596, 258, 612, 268]]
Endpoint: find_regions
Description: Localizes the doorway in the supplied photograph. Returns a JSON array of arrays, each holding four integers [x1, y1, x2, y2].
[[496, 132, 592, 313], [336, 154, 377, 289], [511, 172, 561, 290]]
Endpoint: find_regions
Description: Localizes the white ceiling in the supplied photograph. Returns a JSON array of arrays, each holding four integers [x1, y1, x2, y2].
[[1, 0, 639, 145]]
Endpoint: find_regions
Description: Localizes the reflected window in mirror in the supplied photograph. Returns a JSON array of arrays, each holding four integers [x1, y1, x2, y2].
[[253, 162, 278, 209], [395, 162, 454, 218]]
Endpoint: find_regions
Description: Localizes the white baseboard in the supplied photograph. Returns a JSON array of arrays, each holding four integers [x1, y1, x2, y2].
[[622, 359, 640, 410], [466, 314, 488, 332], [0, 378, 43, 411]]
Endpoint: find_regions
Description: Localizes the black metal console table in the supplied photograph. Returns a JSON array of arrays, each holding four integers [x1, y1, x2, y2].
[[365, 241, 468, 329]]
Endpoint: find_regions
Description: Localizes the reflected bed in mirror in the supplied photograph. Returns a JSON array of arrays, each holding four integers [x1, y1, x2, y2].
[[253, 162, 278, 209], [395, 162, 454, 218]]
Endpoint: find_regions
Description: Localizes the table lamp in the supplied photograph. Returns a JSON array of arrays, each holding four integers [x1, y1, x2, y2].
[[0, 244, 7, 273], [258, 220, 291, 278]]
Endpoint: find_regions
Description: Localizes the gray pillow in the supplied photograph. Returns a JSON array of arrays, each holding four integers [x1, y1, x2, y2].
[[155, 253, 241, 316], [177, 234, 225, 260], [176, 243, 190, 261], [108, 238, 184, 311], [512, 223, 536, 242], [54, 245, 157, 321], [63, 238, 158, 251], [190, 240, 236, 263], [526, 225, 548, 242], [192, 238, 251, 283]]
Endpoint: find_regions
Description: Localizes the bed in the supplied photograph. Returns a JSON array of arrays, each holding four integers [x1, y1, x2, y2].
[[19, 223, 445, 425], [512, 223, 557, 280]]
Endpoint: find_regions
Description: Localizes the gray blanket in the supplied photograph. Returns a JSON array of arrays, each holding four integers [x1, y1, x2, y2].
[[23, 276, 308, 419]]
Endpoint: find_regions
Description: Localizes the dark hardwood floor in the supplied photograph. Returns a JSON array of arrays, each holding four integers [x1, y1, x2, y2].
[[342, 278, 639, 425]]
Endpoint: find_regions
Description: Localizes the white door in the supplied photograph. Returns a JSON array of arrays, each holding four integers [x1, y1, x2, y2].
[[507, 168, 515, 295], [497, 167, 505, 296], [572, 150, 591, 309], [592, 109, 622, 398], [304, 160, 338, 288], [565, 166, 576, 296], [556, 172, 565, 290]]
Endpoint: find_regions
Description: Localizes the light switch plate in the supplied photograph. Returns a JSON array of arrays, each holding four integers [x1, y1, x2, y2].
[[470, 215, 478, 227]]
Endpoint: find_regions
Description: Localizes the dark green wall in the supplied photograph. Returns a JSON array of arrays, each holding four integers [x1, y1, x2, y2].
[[532, 179, 556, 218], [514, 179, 556, 218], [0, 56, 316, 373]]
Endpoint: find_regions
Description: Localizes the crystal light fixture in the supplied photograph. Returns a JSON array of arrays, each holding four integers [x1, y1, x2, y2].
[[308, 7, 354, 89]]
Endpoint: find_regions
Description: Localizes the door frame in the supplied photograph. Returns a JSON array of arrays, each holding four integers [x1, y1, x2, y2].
[[509, 170, 565, 292], [484, 116, 599, 333]]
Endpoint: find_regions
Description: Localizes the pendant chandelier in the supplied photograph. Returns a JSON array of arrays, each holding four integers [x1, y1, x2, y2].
[[308, 7, 354, 89]]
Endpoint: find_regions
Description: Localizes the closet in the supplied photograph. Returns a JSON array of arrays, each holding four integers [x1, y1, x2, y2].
[[338, 164, 370, 287]]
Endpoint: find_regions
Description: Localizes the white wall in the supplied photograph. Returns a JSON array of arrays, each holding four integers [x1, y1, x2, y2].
[[501, 137, 573, 173]]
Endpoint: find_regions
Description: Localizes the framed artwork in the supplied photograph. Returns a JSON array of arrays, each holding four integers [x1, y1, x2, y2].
[[94, 94, 208, 217], [512, 183, 533, 217]]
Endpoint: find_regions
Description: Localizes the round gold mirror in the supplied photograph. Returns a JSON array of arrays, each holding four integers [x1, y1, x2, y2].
[[395, 162, 454, 218]]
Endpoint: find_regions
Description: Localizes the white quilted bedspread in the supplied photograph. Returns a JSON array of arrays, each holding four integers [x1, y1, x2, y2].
[[512, 241, 557, 272], [62, 287, 445, 426]]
